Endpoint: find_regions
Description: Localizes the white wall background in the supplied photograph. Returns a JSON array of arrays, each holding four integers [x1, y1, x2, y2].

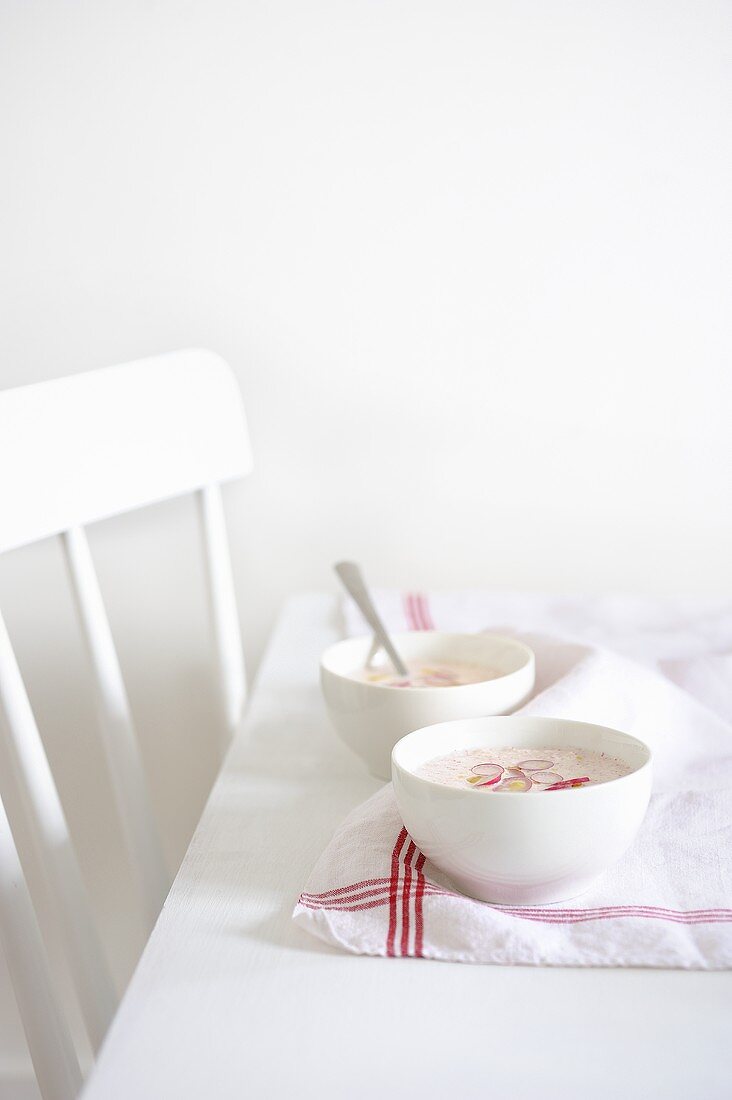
[[0, 1, 730, 1092]]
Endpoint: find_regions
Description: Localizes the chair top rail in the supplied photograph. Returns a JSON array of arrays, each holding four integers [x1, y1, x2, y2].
[[0, 349, 252, 553]]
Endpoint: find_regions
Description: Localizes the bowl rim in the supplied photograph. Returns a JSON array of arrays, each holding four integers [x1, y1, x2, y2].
[[391, 715, 653, 796], [319, 631, 535, 694]]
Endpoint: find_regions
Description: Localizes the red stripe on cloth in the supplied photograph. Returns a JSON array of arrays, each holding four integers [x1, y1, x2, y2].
[[298, 894, 732, 923], [400, 841, 416, 956], [298, 883, 444, 912], [300, 872, 732, 922], [404, 592, 432, 631], [414, 592, 429, 630], [303, 878, 730, 919], [297, 896, 393, 914], [386, 829, 409, 957], [301, 879, 390, 900], [414, 852, 426, 957], [420, 894, 732, 923], [409, 592, 424, 630], [301, 884, 402, 905], [500, 905, 732, 918], [510, 911, 732, 925], [416, 592, 435, 630], [299, 893, 732, 925], [403, 592, 417, 630], [423, 895, 732, 922], [301, 880, 731, 920]]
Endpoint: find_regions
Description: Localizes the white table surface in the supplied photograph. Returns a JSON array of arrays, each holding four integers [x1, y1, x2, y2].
[[83, 595, 732, 1100]]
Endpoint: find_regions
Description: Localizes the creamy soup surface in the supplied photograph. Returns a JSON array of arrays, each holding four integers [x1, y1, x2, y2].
[[352, 661, 497, 688], [416, 746, 632, 791]]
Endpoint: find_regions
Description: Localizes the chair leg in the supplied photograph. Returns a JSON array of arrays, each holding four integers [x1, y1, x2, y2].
[[0, 794, 82, 1100]]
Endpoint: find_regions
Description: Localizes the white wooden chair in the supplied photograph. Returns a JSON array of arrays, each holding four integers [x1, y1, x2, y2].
[[0, 350, 252, 1100]]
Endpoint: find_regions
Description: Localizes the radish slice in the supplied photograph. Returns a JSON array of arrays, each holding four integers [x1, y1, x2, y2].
[[496, 775, 532, 792], [544, 777, 591, 792], [506, 767, 527, 777], [470, 763, 503, 781], [466, 773, 501, 788], [475, 775, 502, 789], [530, 770, 564, 785], [517, 758, 554, 772]]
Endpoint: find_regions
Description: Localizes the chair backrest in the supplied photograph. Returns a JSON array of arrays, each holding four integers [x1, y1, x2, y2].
[[0, 350, 252, 1098]]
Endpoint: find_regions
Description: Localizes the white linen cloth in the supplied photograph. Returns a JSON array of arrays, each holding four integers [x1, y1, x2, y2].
[[293, 591, 732, 968]]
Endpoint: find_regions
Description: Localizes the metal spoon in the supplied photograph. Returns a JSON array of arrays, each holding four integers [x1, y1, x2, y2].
[[334, 561, 409, 677]]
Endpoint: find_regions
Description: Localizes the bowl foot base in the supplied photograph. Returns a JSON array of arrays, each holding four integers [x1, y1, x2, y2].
[[448, 872, 603, 907]]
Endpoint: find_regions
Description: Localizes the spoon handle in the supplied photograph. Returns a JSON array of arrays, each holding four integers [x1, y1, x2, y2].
[[334, 561, 409, 677]]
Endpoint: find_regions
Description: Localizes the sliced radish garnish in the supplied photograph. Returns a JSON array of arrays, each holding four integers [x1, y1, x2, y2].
[[529, 770, 563, 785], [496, 775, 532, 792], [470, 763, 503, 780], [466, 773, 501, 788], [475, 775, 502, 788], [543, 777, 591, 791], [517, 758, 554, 772]]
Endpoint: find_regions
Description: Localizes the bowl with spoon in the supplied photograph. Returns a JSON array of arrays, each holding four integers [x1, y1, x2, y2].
[[321, 562, 535, 779]]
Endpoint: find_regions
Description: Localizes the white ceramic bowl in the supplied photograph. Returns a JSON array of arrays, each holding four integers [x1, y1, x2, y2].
[[320, 632, 535, 779], [392, 715, 652, 905]]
